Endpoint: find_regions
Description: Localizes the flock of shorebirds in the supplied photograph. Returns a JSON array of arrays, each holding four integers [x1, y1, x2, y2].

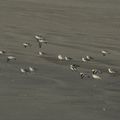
[[0, 34, 117, 80]]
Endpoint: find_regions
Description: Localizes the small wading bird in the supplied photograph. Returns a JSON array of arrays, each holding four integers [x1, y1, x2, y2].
[[23, 42, 32, 48], [28, 66, 35, 72], [20, 68, 29, 73], [80, 72, 90, 79], [7, 56, 16, 62], [82, 56, 93, 62], [58, 54, 64, 60], [80, 73, 86, 79], [92, 73, 101, 80], [38, 51, 46, 56], [70, 64, 80, 71], [35, 34, 43, 41], [20, 67, 35, 73], [81, 57, 87, 62], [108, 68, 116, 74], [86, 55, 94, 61], [0, 50, 6, 55], [64, 56, 72, 61], [101, 50, 110, 56], [35, 35, 48, 48], [37, 39, 48, 48], [92, 69, 102, 74]]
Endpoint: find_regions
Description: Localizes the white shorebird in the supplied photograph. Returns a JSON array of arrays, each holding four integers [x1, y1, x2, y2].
[[70, 64, 80, 71], [20, 68, 29, 73], [80, 73, 86, 79], [7, 56, 16, 62], [92, 69, 102, 74], [81, 56, 93, 62], [35, 35, 47, 48], [35, 35, 43, 41], [23, 42, 32, 48], [80, 72, 90, 79], [38, 51, 46, 56], [108, 68, 116, 74], [64, 56, 72, 61], [92, 73, 101, 80], [58, 54, 64, 60], [82, 57, 87, 62], [0, 50, 6, 55], [28, 66, 35, 72], [37, 39, 48, 48], [86, 55, 93, 61], [101, 50, 110, 56]]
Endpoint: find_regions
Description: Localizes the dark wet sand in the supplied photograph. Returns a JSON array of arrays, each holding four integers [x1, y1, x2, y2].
[[0, 0, 120, 119]]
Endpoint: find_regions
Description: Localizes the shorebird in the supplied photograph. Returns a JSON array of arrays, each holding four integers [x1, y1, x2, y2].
[[28, 66, 35, 72], [35, 34, 47, 48], [80, 73, 86, 79], [101, 50, 110, 56], [81, 57, 87, 62], [58, 54, 64, 60], [64, 56, 72, 61], [92, 73, 101, 80], [20, 68, 29, 73], [108, 68, 116, 74], [70, 64, 80, 71], [86, 55, 94, 61], [80, 72, 90, 79], [35, 34, 43, 41], [0, 50, 6, 55], [7, 56, 16, 62], [38, 51, 46, 56], [23, 42, 32, 48], [37, 39, 48, 48], [92, 69, 102, 74]]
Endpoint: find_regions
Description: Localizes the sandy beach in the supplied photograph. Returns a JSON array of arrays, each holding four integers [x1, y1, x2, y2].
[[0, 0, 120, 119]]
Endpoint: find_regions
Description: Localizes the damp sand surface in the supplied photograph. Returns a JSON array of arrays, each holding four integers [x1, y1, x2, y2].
[[0, 0, 120, 120]]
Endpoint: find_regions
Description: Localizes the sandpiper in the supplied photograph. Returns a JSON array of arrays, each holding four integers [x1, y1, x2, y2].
[[35, 34, 47, 48], [28, 66, 35, 72], [20, 68, 29, 73], [35, 34, 42, 41], [37, 39, 48, 48], [23, 42, 32, 48], [92, 73, 101, 80], [38, 51, 46, 56], [0, 50, 6, 55], [80, 73, 85, 79], [7, 56, 16, 62], [101, 50, 110, 56], [108, 68, 116, 74], [86, 55, 93, 61], [58, 54, 64, 60], [70, 64, 80, 71], [92, 69, 102, 74], [64, 56, 72, 61], [82, 57, 87, 62]]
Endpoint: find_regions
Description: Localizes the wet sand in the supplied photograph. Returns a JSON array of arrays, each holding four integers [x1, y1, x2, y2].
[[0, 0, 120, 119]]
